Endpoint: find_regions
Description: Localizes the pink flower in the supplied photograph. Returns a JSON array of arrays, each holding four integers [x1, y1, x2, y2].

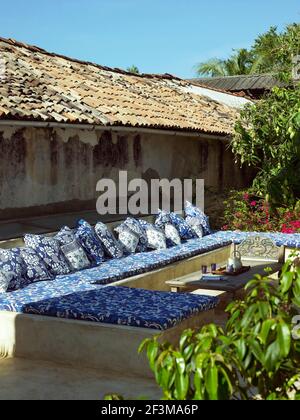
[[250, 201, 257, 207], [243, 193, 249, 201]]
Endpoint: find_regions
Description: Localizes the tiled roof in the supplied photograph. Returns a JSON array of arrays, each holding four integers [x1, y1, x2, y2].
[[188, 74, 285, 93], [0, 37, 243, 136]]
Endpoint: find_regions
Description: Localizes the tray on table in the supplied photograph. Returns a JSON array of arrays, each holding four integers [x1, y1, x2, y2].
[[211, 266, 251, 276]]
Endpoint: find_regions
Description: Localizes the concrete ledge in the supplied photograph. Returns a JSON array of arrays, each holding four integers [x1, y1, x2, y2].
[[113, 245, 232, 291], [0, 308, 215, 378]]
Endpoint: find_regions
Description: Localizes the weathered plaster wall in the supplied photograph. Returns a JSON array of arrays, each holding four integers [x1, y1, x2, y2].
[[0, 126, 253, 221]]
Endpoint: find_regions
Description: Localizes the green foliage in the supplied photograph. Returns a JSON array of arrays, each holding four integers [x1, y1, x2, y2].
[[196, 23, 300, 78], [196, 49, 255, 77], [126, 65, 140, 74], [251, 24, 300, 83], [222, 190, 300, 233], [232, 85, 300, 206], [139, 258, 300, 400]]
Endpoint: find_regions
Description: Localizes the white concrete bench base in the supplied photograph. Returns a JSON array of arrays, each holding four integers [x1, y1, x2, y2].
[[0, 309, 216, 378]]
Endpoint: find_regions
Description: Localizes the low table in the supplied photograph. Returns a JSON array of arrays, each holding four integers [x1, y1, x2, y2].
[[166, 260, 282, 297]]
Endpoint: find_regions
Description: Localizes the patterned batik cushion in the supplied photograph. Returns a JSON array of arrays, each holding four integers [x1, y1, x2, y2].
[[186, 216, 204, 238], [95, 222, 124, 259], [138, 220, 167, 250], [75, 220, 105, 265], [169, 212, 196, 240], [0, 249, 27, 291], [61, 240, 91, 271], [24, 234, 70, 276], [165, 223, 181, 247], [56, 226, 91, 270], [155, 209, 172, 229], [55, 226, 76, 245], [185, 201, 212, 235], [115, 226, 140, 254], [0, 271, 14, 293], [122, 218, 148, 252], [17, 247, 54, 283]]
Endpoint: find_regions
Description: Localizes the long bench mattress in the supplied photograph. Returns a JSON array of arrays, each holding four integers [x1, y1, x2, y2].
[[0, 285, 218, 330]]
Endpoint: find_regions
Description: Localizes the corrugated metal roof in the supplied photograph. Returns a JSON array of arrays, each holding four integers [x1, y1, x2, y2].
[[0, 37, 245, 136], [188, 74, 285, 92]]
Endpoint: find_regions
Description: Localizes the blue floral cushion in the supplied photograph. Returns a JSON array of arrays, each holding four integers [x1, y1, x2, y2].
[[138, 220, 167, 250], [165, 223, 181, 247], [16, 247, 54, 283], [55, 226, 76, 245], [61, 240, 91, 271], [169, 212, 196, 240], [18, 286, 219, 330], [95, 222, 124, 259], [24, 234, 70, 276], [185, 201, 212, 235], [0, 249, 27, 291], [116, 218, 148, 253], [155, 209, 172, 229], [115, 225, 139, 254], [0, 271, 14, 293], [75, 220, 105, 265], [56, 226, 91, 270], [186, 216, 204, 238]]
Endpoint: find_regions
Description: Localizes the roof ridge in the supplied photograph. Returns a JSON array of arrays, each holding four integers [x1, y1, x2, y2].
[[0, 36, 182, 82]]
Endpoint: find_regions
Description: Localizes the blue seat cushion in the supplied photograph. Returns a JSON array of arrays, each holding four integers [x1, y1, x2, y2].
[[5, 286, 218, 331]]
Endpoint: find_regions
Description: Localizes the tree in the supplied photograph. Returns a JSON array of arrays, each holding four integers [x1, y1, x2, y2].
[[196, 23, 300, 78], [196, 48, 255, 77], [126, 65, 140, 74], [232, 85, 300, 207]]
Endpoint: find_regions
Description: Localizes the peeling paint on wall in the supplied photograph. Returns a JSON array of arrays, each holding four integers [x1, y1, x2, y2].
[[0, 125, 254, 219]]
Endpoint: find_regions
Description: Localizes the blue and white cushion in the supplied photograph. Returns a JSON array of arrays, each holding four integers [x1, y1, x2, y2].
[[0, 271, 14, 293], [122, 218, 148, 252], [165, 223, 181, 247], [115, 226, 140, 254], [56, 226, 91, 270], [17, 247, 54, 283], [75, 220, 105, 265], [139, 220, 167, 250], [186, 216, 204, 238], [185, 201, 212, 235], [116, 218, 148, 253], [95, 222, 124, 259], [61, 240, 91, 271], [155, 209, 172, 229], [169, 212, 196, 240], [0, 249, 27, 291], [24, 234, 70, 276], [55, 226, 76, 245]]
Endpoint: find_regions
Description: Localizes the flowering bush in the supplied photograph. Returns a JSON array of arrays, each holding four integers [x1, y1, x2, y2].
[[223, 190, 300, 233]]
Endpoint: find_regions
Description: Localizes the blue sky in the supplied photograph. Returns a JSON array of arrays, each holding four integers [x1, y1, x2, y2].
[[1, 0, 299, 78]]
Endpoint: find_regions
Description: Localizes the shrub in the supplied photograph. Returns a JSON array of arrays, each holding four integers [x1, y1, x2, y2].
[[222, 190, 300, 233]]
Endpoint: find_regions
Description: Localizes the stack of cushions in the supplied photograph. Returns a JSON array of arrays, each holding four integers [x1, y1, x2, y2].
[[0, 202, 211, 293], [0, 246, 54, 293]]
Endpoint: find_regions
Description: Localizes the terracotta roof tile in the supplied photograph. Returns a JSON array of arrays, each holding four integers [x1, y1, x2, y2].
[[0, 37, 243, 135]]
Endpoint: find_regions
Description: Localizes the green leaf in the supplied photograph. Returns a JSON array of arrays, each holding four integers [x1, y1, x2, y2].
[[277, 321, 291, 358], [280, 272, 294, 294], [259, 319, 275, 344], [174, 371, 189, 400], [205, 362, 219, 400]]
